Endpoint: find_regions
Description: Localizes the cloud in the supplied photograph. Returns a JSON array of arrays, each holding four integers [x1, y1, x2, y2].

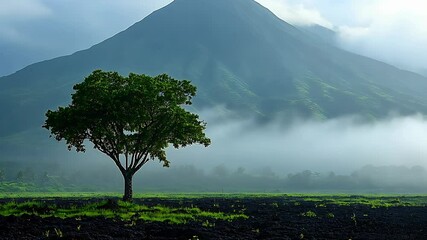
[[0, 0, 173, 76], [0, 0, 51, 19], [335, 0, 427, 72], [255, 0, 427, 73], [0, 0, 52, 43], [255, 0, 333, 28], [8, 106, 426, 191], [167, 110, 427, 175], [29, 0, 173, 51]]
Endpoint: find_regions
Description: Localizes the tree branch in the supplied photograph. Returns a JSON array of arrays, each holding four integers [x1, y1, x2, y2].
[[134, 153, 150, 173], [125, 153, 129, 170]]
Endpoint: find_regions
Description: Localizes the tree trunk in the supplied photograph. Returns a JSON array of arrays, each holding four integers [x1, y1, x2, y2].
[[123, 172, 133, 202]]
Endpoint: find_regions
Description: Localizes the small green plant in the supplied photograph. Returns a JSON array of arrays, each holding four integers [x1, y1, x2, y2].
[[351, 213, 357, 226], [125, 220, 137, 227], [300, 210, 317, 218], [54, 228, 63, 237], [43, 230, 50, 238], [271, 202, 279, 208], [326, 213, 335, 218], [202, 219, 215, 227]]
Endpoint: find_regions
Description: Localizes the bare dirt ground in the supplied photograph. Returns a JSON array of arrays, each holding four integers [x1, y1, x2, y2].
[[1, 197, 426, 239]]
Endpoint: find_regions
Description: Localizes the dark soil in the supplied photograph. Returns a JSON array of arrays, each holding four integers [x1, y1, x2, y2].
[[1, 196, 426, 239]]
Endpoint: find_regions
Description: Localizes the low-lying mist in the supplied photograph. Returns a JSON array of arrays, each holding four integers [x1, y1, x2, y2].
[[2, 108, 427, 193], [169, 110, 427, 175]]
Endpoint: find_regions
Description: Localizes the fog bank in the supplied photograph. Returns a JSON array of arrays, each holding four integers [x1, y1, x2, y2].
[[168, 111, 427, 175], [2, 109, 427, 192]]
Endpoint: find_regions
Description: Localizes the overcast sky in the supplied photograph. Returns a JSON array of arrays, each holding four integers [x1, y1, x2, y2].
[[1, 0, 426, 177], [0, 0, 426, 76]]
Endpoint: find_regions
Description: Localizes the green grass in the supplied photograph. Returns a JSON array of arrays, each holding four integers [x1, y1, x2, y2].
[[297, 194, 427, 208], [1, 192, 426, 226], [1, 192, 426, 207], [0, 199, 248, 224], [1, 192, 427, 202]]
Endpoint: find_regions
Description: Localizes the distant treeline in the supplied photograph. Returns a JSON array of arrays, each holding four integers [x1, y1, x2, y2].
[[1, 164, 426, 193]]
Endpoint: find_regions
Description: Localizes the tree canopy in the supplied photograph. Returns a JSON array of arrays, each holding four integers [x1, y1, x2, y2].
[[44, 70, 210, 200]]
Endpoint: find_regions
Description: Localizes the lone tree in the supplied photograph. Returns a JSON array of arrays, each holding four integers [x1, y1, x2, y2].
[[44, 70, 210, 201]]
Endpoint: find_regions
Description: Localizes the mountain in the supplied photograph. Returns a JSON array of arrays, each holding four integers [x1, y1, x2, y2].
[[299, 24, 338, 46], [1, 0, 427, 139]]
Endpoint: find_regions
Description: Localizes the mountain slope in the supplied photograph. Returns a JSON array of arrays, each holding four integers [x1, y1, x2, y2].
[[1, 0, 427, 138]]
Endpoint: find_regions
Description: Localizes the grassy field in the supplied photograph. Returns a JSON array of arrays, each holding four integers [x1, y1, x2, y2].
[[0, 193, 253, 224], [1, 192, 427, 207], [1, 193, 427, 239], [0, 199, 248, 224]]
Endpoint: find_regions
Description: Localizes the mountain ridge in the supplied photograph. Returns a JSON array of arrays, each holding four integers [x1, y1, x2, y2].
[[1, 0, 427, 139]]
